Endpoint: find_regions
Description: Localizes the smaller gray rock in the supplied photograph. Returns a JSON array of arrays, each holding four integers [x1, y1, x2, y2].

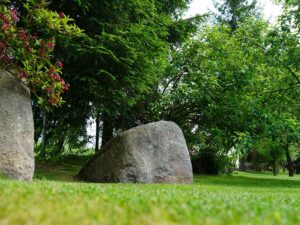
[[0, 69, 34, 181], [77, 121, 193, 184]]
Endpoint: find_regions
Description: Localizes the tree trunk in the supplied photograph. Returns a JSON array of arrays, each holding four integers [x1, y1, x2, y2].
[[272, 160, 279, 176], [230, 15, 238, 31], [95, 113, 100, 152], [285, 145, 294, 177], [55, 135, 65, 155], [101, 113, 113, 147], [40, 112, 48, 157], [239, 156, 247, 171]]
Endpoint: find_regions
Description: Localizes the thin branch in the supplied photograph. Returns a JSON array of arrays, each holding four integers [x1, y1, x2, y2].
[[161, 69, 186, 94], [260, 84, 300, 95]]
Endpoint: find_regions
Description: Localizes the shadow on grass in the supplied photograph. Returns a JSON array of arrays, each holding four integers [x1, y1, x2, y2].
[[34, 162, 80, 182], [34, 155, 89, 182]]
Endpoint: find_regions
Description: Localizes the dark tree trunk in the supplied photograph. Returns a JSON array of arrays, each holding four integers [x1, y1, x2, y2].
[[239, 156, 247, 171], [101, 113, 113, 147], [95, 112, 100, 152], [230, 15, 238, 31], [285, 145, 294, 177], [55, 136, 65, 154], [272, 160, 279, 176], [40, 112, 48, 157]]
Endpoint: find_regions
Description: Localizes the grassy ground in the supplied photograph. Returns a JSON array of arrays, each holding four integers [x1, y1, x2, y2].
[[0, 159, 300, 225]]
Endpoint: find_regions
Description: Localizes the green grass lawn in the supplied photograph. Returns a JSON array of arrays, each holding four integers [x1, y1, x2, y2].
[[0, 160, 300, 225]]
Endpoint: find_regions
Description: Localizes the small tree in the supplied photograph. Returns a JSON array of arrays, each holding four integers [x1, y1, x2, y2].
[[255, 137, 285, 176], [253, 113, 300, 176]]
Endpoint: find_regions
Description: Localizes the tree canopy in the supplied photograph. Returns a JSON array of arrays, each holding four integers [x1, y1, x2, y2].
[[2, 0, 299, 175]]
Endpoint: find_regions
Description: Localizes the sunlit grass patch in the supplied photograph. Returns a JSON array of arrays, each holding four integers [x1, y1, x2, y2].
[[0, 161, 299, 225]]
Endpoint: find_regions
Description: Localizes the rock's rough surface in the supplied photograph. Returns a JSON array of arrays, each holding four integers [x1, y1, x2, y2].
[[0, 69, 34, 181], [77, 121, 193, 183]]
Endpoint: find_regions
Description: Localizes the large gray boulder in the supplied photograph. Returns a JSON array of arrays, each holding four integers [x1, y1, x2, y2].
[[0, 69, 34, 181], [77, 121, 193, 184]]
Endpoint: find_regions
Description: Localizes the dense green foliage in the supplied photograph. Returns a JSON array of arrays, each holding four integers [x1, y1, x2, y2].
[[150, 0, 300, 174], [32, 0, 203, 156], [2, 0, 298, 175]]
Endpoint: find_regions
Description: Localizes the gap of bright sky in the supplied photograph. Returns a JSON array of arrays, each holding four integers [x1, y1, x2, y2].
[[185, 0, 283, 23]]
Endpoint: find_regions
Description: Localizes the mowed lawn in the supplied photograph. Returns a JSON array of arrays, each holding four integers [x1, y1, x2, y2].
[[0, 160, 300, 225]]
